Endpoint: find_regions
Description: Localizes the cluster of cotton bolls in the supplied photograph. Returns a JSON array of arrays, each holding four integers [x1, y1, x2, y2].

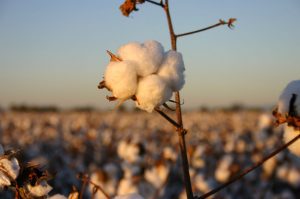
[[273, 80, 300, 156], [100, 40, 185, 112], [1, 110, 300, 198]]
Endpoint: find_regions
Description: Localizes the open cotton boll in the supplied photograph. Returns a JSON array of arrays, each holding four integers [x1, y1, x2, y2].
[[114, 193, 145, 199], [117, 40, 164, 77], [158, 50, 185, 91], [135, 75, 173, 112], [48, 194, 67, 199], [26, 180, 53, 197], [104, 60, 138, 100], [0, 157, 20, 180], [283, 125, 300, 156], [0, 171, 11, 187], [277, 80, 300, 116]]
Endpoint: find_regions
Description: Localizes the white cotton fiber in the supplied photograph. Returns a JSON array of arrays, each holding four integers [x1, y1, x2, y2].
[[277, 80, 300, 116], [117, 40, 164, 77], [283, 125, 300, 156], [0, 157, 20, 180], [135, 75, 173, 112], [48, 194, 67, 199], [104, 60, 138, 100], [26, 181, 53, 197], [0, 171, 11, 187], [158, 50, 185, 91]]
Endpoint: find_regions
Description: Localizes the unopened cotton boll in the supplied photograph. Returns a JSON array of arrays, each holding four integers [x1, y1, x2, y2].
[[283, 125, 300, 156], [158, 50, 185, 91], [117, 40, 164, 77], [135, 75, 173, 112], [277, 80, 300, 116], [104, 60, 138, 100]]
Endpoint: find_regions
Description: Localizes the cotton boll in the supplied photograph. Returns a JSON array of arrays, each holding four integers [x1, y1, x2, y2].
[[26, 180, 53, 197], [114, 193, 145, 199], [215, 155, 233, 183], [104, 60, 138, 100], [0, 157, 20, 180], [194, 173, 215, 193], [0, 171, 11, 187], [262, 157, 277, 177], [117, 178, 138, 196], [277, 80, 300, 116], [215, 167, 231, 183], [117, 40, 164, 77], [158, 50, 185, 91], [258, 113, 273, 130], [283, 125, 300, 156], [287, 166, 300, 187], [145, 163, 169, 188], [135, 75, 173, 112], [48, 194, 67, 199]]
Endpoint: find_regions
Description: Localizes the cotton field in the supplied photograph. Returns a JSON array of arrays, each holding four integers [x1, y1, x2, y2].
[[0, 110, 300, 198]]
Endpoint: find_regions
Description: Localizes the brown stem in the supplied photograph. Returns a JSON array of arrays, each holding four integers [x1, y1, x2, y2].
[[177, 22, 226, 38], [163, 1, 193, 198], [195, 133, 300, 199]]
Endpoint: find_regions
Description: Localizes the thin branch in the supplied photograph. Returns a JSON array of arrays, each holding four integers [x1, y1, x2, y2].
[[155, 108, 180, 128], [177, 22, 226, 38], [195, 133, 300, 199], [145, 0, 164, 7]]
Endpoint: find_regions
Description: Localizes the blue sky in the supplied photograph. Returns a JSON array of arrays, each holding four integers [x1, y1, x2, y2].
[[0, 0, 299, 109]]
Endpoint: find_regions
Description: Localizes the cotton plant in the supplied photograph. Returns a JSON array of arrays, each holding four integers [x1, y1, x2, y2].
[[98, 40, 185, 112]]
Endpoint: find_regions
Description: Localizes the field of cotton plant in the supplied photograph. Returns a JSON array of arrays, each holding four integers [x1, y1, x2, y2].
[[0, 109, 299, 198]]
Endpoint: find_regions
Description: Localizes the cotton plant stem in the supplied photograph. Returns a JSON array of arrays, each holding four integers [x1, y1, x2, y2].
[[163, 1, 193, 199], [195, 133, 300, 199]]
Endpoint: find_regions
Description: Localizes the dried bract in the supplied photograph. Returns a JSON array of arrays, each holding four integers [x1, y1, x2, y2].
[[119, 0, 145, 17]]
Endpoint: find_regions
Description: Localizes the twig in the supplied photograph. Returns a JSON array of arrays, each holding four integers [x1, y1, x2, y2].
[[145, 0, 164, 7], [155, 108, 180, 128], [177, 22, 226, 38], [195, 133, 300, 199]]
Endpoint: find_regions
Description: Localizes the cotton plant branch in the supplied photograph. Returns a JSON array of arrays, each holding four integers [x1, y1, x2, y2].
[[195, 133, 300, 199], [176, 18, 236, 38]]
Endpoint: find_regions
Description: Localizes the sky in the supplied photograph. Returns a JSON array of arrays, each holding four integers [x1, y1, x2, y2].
[[0, 0, 300, 109]]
